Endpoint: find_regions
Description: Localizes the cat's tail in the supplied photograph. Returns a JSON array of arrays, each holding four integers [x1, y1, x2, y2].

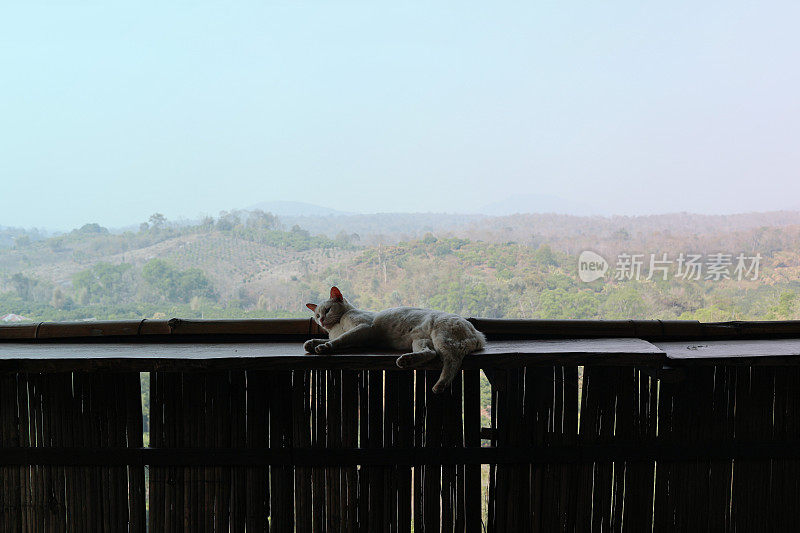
[[430, 318, 486, 394]]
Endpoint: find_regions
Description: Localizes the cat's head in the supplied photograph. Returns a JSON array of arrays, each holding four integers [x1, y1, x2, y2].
[[305, 286, 351, 330]]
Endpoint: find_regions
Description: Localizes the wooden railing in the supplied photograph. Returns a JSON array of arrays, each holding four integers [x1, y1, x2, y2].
[[1, 319, 799, 532]]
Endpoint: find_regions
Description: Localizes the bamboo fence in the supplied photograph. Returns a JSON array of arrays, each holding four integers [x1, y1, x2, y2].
[[0, 319, 798, 532]]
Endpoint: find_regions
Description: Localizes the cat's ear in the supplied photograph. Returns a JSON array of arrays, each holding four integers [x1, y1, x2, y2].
[[330, 286, 343, 302], [306, 303, 317, 311]]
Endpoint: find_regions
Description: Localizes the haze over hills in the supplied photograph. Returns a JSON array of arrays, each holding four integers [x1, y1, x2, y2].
[[5, 209, 800, 247], [478, 194, 599, 217], [278, 213, 486, 243], [6, 199, 800, 239], [246, 201, 352, 217]]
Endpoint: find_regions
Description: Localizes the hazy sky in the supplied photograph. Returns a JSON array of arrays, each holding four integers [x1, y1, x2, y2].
[[2, 1, 799, 230]]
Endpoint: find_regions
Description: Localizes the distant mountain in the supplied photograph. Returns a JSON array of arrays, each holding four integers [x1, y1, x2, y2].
[[246, 201, 350, 217], [479, 194, 599, 216]]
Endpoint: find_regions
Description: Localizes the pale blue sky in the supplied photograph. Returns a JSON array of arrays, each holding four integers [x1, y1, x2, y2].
[[2, 1, 799, 230]]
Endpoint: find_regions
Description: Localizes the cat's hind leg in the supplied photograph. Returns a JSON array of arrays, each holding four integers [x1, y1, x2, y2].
[[430, 329, 472, 393], [396, 339, 437, 368]]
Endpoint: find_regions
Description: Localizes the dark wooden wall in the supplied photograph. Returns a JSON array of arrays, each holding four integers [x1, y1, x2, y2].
[[487, 365, 800, 532], [145, 368, 481, 532], [0, 372, 145, 532], [1, 364, 799, 532]]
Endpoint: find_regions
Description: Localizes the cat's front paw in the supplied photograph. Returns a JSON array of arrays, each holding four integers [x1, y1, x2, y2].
[[314, 342, 334, 355], [303, 339, 327, 353]]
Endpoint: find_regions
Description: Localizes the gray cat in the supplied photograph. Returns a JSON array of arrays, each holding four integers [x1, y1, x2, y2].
[[304, 287, 486, 393]]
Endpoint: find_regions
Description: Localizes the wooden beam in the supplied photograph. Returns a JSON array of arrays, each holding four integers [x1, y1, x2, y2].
[[4, 318, 800, 342], [2, 443, 799, 465]]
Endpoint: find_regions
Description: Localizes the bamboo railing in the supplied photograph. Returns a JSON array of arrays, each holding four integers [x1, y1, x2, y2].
[[1, 319, 799, 532]]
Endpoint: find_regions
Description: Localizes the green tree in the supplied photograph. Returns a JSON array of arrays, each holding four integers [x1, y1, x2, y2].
[[769, 292, 797, 319], [72, 262, 133, 303], [51, 288, 68, 309], [290, 225, 310, 238], [142, 259, 216, 303], [217, 211, 241, 231], [149, 213, 167, 228], [10, 273, 34, 300], [532, 244, 558, 267], [74, 223, 109, 235], [247, 210, 278, 230], [601, 286, 647, 318]]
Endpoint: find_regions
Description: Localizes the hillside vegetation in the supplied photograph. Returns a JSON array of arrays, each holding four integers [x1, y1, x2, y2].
[[2, 210, 800, 322]]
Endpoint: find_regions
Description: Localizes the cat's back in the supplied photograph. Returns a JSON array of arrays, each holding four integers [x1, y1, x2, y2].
[[373, 306, 469, 334], [373, 307, 484, 351], [374, 306, 450, 324], [372, 307, 443, 346]]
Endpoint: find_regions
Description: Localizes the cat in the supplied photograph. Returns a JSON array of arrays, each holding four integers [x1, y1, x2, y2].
[[304, 286, 486, 393]]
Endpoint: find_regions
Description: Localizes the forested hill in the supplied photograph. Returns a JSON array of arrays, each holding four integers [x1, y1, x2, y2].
[[1, 210, 799, 322]]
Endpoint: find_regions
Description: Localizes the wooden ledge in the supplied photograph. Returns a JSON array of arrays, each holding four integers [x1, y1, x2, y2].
[[0, 338, 664, 372], [656, 338, 800, 365]]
